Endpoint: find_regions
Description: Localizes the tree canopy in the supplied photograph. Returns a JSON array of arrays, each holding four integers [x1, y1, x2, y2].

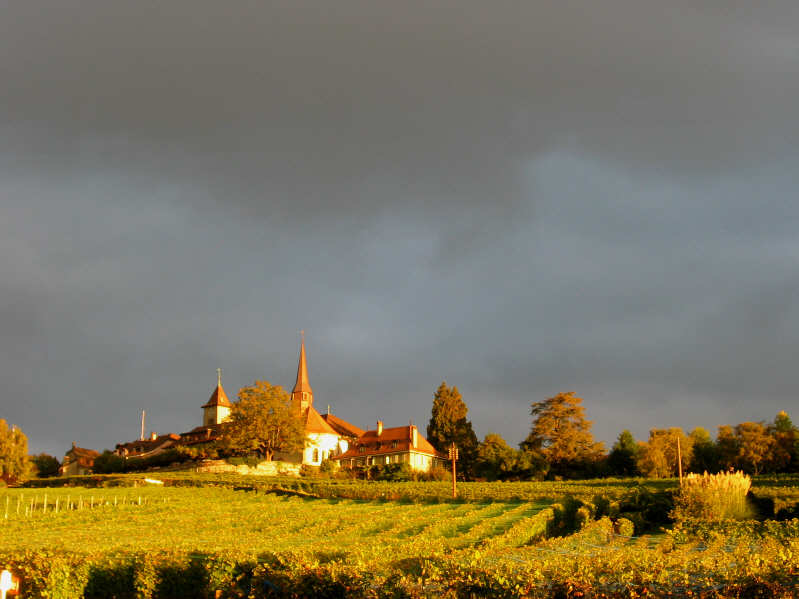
[[637, 428, 692, 478], [521, 391, 603, 478], [426, 381, 478, 477], [224, 381, 306, 461], [0, 419, 33, 483], [475, 433, 517, 481], [31, 453, 60, 478], [607, 430, 640, 477]]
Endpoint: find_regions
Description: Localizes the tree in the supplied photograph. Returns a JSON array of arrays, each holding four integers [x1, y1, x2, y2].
[[688, 427, 719, 473], [607, 430, 640, 477], [521, 391, 604, 478], [734, 422, 775, 475], [770, 411, 797, 473], [92, 450, 125, 474], [637, 428, 692, 479], [426, 382, 479, 477], [224, 381, 305, 461], [31, 453, 60, 478], [475, 433, 518, 481], [716, 425, 739, 471], [0, 419, 33, 483]]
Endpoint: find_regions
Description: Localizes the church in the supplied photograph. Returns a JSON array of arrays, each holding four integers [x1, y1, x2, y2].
[[180, 336, 363, 466], [116, 335, 443, 472]]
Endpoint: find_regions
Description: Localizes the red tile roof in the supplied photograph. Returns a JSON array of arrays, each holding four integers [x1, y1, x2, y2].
[[321, 413, 365, 438], [116, 434, 181, 455], [202, 383, 232, 408], [333, 425, 445, 460], [303, 406, 339, 435], [65, 445, 100, 468]]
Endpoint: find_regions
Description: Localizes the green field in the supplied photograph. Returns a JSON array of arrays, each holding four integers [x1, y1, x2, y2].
[[1, 476, 798, 597]]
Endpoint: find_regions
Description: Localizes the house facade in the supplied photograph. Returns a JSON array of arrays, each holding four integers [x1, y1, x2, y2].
[[60, 443, 100, 476], [333, 421, 447, 472]]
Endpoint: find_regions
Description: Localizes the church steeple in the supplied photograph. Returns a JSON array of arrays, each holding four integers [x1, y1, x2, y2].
[[291, 332, 313, 410], [202, 368, 232, 426]]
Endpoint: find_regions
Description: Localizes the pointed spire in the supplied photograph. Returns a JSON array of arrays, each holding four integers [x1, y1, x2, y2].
[[203, 367, 231, 408], [292, 331, 313, 395]]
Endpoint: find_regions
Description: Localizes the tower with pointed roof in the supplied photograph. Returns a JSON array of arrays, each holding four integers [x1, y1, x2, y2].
[[288, 333, 359, 466], [291, 332, 313, 412], [201, 368, 232, 426]]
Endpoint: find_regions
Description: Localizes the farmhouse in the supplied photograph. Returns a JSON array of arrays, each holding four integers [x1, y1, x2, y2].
[[333, 421, 446, 472], [115, 433, 181, 459], [60, 443, 100, 476]]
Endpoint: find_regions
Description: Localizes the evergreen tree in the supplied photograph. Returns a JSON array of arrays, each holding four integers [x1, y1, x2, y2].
[[521, 391, 604, 478], [607, 430, 640, 476], [426, 382, 479, 478], [225, 381, 306, 461]]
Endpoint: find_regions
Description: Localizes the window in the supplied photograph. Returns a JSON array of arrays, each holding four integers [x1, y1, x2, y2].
[[392, 440, 398, 448], [385, 456, 390, 465], [359, 446, 365, 453], [312, 448, 319, 462]]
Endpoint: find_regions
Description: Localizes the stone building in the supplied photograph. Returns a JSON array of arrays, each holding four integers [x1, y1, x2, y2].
[[60, 443, 100, 476]]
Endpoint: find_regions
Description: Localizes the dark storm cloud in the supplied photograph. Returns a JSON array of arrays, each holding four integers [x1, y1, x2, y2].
[[1, 1, 798, 454]]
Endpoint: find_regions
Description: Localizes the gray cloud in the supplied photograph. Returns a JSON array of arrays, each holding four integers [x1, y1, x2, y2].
[[1, 1, 797, 455]]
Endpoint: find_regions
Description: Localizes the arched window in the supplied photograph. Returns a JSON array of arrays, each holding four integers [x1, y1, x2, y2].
[[312, 448, 319, 463]]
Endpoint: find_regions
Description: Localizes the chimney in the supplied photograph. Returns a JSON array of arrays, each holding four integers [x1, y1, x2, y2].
[[150, 431, 158, 441], [377, 420, 383, 436], [411, 425, 418, 448]]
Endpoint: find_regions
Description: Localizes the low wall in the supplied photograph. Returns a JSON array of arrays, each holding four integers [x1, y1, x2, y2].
[[194, 459, 302, 476]]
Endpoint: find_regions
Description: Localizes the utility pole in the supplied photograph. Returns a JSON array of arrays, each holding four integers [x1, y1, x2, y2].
[[676, 435, 683, 487], [448, 443, 459, 498], [140, 410, 146, 441]]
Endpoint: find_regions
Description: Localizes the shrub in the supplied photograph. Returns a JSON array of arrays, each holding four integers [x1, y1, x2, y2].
[[92, 451, 126, 474], [673, 471, 753, 522]]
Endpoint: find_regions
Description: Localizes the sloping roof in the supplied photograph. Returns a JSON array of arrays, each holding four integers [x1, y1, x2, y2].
[[202, 382, 232, 408], [333, 425, 446, 460], [292, 337, 313, 395], [67, 445, 100, 459], [65, 445, 100, 468], [116, 434, 180, 455], [304, 406, 339, 435], [321, 413, 365, 438]]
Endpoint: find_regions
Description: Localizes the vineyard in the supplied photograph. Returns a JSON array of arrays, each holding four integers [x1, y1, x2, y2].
[[1, 477, 798, 597]]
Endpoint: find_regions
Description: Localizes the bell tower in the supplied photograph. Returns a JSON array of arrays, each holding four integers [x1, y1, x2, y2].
[[202, 368, 232, 426], [291, 332, 313, 411]]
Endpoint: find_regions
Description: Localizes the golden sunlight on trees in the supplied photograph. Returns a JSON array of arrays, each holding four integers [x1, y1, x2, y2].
[[521, 391, 603, 478], [637, 428, 692, 478], [224, 381, 305, 461], [733, 422, 776, 475], [427, 382, 479, 477], [0, 419, 33, 483]]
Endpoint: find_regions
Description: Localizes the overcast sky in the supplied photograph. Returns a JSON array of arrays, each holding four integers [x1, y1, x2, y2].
[[2, 1, 798, 456]]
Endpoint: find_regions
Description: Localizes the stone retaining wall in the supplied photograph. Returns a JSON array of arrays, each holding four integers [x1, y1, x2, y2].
[[194, 459, 302, 476]]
